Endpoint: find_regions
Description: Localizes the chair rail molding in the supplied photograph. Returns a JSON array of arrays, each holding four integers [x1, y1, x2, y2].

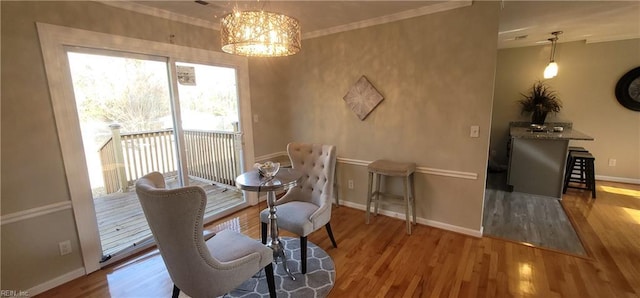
[[255, 151, 287, 162], [256, 153, 478, 180], [338, 157, 478, 180], [1, 201, 73, 226]]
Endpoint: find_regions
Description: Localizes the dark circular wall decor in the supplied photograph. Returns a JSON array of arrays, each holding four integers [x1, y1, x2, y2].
[[615, 66, 640, 111]]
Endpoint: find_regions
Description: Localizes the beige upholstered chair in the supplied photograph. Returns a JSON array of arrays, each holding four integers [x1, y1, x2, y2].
[[260, 142, 338, 274], [136, 172, 275, 298]]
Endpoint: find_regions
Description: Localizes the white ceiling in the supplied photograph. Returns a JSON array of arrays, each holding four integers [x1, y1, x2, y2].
[[499, 1, 640, 48], [115, 0, 640, 49]]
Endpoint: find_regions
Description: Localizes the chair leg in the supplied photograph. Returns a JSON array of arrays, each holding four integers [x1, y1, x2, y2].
[[563, 157, 575, 194], [172, 285, 180, 298], [325, 223, 338, 248], [366, 172, 373, 224], [410, 173, 416, 225], [261, 222, 268, 244], [589, 160, 596, 199], [403, 176, 411, 235], [265, 263, 276, 298], [374, 174, 381, 215], [301, 236, 307, 274]]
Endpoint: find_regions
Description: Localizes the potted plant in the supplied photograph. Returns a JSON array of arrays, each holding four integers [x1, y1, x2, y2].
[[518, 81, 562, 125]]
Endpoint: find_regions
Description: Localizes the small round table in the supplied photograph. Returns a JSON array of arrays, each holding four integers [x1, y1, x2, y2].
[[235, 168, 302, 280]]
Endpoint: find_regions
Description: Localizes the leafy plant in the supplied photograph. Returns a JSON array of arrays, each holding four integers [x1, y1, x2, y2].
[[518, 81, 562, 114]]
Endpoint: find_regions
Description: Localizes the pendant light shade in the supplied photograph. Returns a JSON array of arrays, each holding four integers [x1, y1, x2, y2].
[[221, 10, 301, 57], [543, 31, 562, 79], [544, 61, 558, 79]]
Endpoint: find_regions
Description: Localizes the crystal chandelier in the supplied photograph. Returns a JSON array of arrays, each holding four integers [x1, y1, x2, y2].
[[221, 10, 301, 57]]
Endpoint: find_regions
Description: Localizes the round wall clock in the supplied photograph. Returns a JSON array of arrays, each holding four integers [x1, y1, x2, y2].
[[615, 66, 640, 111]]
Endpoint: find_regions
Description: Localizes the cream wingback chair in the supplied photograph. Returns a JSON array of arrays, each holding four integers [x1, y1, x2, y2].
[[260, 142, 338, 274], [136, 172, 276, 298]]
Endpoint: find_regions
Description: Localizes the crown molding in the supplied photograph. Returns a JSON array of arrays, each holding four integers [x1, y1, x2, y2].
[[98, 1, 219, 30], [98, 1, 471, 40], [585, 34, 640, 44], [302, 0, 473, 40]]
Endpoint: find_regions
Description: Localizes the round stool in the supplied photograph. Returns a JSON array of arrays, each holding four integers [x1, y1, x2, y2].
[[365, 159, 417, 234]]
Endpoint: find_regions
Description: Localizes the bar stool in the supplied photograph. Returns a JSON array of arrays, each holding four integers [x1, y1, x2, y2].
[[365, 159, 416, 234], [563, 151, 596, 198], [565, 146, 589, 182]]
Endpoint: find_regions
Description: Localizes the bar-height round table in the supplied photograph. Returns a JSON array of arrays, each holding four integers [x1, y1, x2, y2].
[[235, 168, 302, 280]]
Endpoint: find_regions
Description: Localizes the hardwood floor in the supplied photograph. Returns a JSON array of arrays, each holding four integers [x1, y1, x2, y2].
[[38, 181, 640, 297]]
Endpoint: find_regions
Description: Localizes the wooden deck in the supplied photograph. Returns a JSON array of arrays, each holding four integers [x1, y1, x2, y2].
[[94, 178, 243, 257]]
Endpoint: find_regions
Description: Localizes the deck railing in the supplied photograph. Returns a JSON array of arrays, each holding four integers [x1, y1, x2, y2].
[[98, 125, 240, 194], [184, 130, 240, 186]]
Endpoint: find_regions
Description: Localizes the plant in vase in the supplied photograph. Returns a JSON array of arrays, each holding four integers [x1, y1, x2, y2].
[[518, 81, 562, 125]]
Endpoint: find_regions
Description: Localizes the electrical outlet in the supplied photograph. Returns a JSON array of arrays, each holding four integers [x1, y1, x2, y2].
[[59, 240, 72, 256], [348, 180, 354, 189], [470, 125, 480, 138], [608, 158, 616, 166]]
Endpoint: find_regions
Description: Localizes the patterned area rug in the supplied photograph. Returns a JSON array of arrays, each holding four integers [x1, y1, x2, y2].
[[226, 237, 335, 298]]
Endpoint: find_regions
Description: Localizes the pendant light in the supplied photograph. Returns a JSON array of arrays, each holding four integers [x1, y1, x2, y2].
[[543, 31, 562, 79], [220, 9, 301, 57]]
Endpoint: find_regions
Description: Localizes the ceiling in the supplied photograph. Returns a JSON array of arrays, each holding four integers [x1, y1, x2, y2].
[[114, 1, 640, 49]]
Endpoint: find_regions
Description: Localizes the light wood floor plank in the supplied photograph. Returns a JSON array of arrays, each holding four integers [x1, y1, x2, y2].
[[38, 180, 640, 297]]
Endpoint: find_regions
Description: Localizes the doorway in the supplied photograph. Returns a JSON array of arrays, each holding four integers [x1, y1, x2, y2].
[[66, 50, 248, 262], [38, 23, 256, 273]]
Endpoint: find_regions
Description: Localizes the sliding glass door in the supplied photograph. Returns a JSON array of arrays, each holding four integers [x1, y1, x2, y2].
[[39, 23, 256, 273], [66, 49, 247, 263], [174, 61, 245, 222]]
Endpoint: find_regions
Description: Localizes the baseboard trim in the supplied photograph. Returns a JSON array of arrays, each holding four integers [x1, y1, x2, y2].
[[1, 201, 73, 226], [27, 268, 85, 296], [596, 175, 640, 185], [339, 201, 482, 238]]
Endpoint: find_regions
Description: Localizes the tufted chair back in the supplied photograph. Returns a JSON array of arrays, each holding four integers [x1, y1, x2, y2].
[[260, 143, 338, 274], [136, 172, 274, 298], [287, 142, 337, 209]]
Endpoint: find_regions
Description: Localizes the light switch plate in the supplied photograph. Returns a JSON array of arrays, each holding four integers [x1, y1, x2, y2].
[[59, 240, 72, 256], [470, 125, 480, 138]]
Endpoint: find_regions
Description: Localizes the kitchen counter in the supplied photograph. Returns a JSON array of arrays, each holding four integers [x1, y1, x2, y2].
[[507, 123, 594, 198], [510, 127, 594, 141]]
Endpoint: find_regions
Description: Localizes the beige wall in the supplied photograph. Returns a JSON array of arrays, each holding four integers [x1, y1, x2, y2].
[[2, 0, 501, 292], [248, 58, 293, 157], [0, 1, 224, 291], [491, 39, 640, 180], [263, 2, 500, 230]]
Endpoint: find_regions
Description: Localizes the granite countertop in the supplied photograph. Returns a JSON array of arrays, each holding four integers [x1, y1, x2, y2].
[[510, 126, 594, 141]]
